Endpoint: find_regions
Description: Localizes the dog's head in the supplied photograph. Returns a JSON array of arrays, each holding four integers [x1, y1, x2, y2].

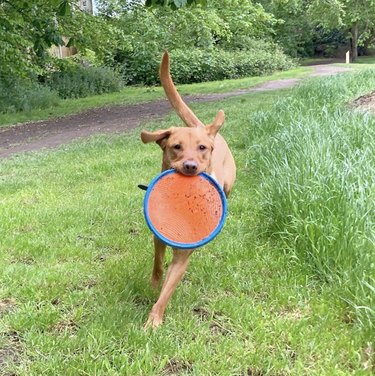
[[141, 111, 224, 175], [141, 52, 225, 176]]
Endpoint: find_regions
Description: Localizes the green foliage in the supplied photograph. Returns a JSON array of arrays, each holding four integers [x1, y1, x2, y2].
[[103, 3, 293, 85], [118, 47, 295, 85], [44, 62, 124, 99], [259, 0, 314, 57], [66, 10, 131, 65], [0, 0, 125, 83], [0, 0, 74, 78], [0, 75, 59, 114], [210, 0, 277, 45], [307, 0, 344, 29], [261, 0, 375, 58], [96, 0, 144, 17], [145, 0, 207, 8], [115, 5, 234, 53], [170, 47, 295, 83], [0, 0, 294, 97], [307, 0, 375, 58]]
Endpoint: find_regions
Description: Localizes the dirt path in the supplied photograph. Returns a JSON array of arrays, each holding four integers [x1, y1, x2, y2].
[[0, 64, 351, 158]]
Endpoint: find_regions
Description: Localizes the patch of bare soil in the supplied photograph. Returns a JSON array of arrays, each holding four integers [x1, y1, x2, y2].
[[0, 330, 23, 373], [351, 91, 375, 112], [192, 306, 233, 336], [161, 359, 193, 375], [0, 64, 352, 159], [0, 299, 16, 315], [51, 319, 79, 335]]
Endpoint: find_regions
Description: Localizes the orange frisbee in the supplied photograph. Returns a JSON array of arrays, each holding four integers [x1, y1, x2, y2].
[[143, 170, 227, 249]]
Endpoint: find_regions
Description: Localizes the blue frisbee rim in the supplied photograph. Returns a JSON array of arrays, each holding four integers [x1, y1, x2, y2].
[[143, 169, 227, 249]]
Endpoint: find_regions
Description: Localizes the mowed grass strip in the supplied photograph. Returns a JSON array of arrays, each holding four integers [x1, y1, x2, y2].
[[0, 75, 374, 374]]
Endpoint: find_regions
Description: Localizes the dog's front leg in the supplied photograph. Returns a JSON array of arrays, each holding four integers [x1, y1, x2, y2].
[[144, 248, 193, 329], [151, 236, 166, 289]]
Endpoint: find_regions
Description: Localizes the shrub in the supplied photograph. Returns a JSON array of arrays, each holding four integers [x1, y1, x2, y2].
[[45, 63, 123, 99], [118, 44, 296, 85], [119, 47, 161, 86], [231, 49, 296, 77], [0, 75, 59, 114]]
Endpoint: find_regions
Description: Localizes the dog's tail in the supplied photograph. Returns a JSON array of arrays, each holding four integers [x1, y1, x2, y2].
[[160, 52, 204, 128]]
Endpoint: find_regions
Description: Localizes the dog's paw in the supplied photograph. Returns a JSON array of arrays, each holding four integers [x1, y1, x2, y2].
[[144, 314, 163, 330]]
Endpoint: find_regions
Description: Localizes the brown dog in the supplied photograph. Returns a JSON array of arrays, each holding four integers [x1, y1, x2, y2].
[[141, 52, 236, 329]]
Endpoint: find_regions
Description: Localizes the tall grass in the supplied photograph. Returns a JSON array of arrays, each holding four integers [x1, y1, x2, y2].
[[251, 70, 375, 335]]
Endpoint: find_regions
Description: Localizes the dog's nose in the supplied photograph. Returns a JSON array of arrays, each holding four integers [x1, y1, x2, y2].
[[183, 160, 198, 174]]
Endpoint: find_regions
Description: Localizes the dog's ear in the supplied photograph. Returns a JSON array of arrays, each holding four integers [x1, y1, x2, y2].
[[141, 128, 174, 148], [205, 110, 225, 139]]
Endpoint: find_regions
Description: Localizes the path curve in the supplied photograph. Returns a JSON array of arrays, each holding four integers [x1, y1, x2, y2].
[[0, 64, 351, 158]]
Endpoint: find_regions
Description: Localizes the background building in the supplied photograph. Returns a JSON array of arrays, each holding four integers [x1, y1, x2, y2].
[[79, 0, 93, 14], [50, 0, 94, 58]]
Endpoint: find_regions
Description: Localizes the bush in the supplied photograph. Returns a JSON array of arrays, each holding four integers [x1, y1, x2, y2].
[[118, 45, 296, 86], [45, 63, 123, 99], [119, 47, 161, 86], [0, 75, 59, 114]]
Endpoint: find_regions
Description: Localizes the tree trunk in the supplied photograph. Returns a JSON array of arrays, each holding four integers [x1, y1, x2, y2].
[[350, 23, 358, 62]]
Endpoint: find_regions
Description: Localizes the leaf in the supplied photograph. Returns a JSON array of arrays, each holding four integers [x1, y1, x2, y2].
[[57, 0, 71, 17], [66, 38, 74, 48], [51, 0, 62, 7]]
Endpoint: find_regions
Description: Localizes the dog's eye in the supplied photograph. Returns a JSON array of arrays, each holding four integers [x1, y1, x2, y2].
[[173, 144, 181, 150], [199, 145, 207, 151]]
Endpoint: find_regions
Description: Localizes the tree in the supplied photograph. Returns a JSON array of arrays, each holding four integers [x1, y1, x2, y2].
[[96, 0, 144, 17], [0, 0, 119, 78], [145, 0, 207, 9], [259, 0, 316, 57], [0, 0, 69, 76], [99, 0, 276, 51], [307, 0, 375, 61], [209, 0, 277, 50]]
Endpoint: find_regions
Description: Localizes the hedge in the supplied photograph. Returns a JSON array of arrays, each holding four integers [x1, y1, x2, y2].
[[119, 46, 296, 85]]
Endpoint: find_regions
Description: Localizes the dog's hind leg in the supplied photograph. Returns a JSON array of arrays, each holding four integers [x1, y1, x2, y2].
[[145, 248, 193, 329], [151, 236, 166, 289]]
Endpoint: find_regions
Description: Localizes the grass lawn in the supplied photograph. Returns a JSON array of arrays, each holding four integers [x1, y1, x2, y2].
[[0, 70, 374, 374], [300, 57, 342, 65], [353, 56, 375, 65], [0, 67, 310, 128], [301, 55, 375, 69]]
